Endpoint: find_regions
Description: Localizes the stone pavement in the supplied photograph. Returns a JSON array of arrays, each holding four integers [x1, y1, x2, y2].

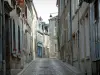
[[18, 58, 84, 75]]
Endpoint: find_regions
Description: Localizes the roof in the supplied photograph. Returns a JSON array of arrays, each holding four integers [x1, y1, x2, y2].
[[32, 2, 38, 19]]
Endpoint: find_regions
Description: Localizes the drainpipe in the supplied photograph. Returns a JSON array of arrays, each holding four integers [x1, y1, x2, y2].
[[69, 0, 73, 65], [78, 6, 81, 70], [0, 0, 2, 74], [2, 0, 6, 75]]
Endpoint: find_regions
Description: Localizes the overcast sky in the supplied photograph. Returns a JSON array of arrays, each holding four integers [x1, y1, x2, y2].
[[33, 0, 58, 23]]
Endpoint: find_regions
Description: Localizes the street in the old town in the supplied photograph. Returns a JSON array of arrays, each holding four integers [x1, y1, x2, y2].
[[18, 58, 82, 75], [0, 0, 99, 75]]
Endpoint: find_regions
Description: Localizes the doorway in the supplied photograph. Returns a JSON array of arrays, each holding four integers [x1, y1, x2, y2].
[[37, 46, 42, 57]]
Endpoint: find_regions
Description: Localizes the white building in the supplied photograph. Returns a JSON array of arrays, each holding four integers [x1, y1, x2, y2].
[[0, 0, 38, 75], [22, 1, 38, 67]]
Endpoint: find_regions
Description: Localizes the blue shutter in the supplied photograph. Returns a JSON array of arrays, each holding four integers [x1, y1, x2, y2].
[[95, 22, 99, 59], [15, 23, 18, 55], [90, 4, 96, 61]]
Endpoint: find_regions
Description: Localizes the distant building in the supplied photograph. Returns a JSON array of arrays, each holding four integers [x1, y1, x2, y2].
[[36, 18, 50, 58], [36, 18, 44, 58], [49, 16, 58, 58]]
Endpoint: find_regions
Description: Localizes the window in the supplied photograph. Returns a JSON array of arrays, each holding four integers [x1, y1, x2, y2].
[[67, 13, 70, 41], [94, 0, 98, 21], [18, 26, 20, 53], [16, 7, 21, 17], [25, 6, 27, 18]]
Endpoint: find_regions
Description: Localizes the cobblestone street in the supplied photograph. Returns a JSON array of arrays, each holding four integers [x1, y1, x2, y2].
[[18, 58, 82, 75]]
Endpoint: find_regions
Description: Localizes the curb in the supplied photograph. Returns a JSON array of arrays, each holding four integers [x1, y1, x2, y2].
[[17, 60, 34, 75]]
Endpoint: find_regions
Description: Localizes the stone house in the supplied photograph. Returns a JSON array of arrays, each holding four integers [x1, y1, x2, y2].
[[0, 0, 38, 75]]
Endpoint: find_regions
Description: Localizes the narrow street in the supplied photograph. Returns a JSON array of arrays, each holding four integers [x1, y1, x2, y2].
[[18, 58, 82, 75], [0, 0, 98, 75]]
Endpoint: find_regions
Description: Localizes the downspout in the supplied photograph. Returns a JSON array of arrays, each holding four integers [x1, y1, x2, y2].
[[0, 0, 2, 74], [69, 0, 73, 65], [78, 6, 81, 70]]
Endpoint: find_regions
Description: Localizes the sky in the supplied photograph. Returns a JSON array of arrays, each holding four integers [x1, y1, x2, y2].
[[33, 0, 58, 23]]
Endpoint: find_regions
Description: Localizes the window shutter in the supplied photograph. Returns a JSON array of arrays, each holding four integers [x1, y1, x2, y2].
[[68, 12, 71, 41], [90, 4, 96, 61]]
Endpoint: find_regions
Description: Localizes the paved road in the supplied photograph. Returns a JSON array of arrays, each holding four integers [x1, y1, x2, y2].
[[20, 58, 82, 75]]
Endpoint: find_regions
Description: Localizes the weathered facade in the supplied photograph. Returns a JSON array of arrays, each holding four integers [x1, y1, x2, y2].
[[57, 0, 99, 75], [0, 0, 38, 75], [71, 1, 91, 75], [49, 16, 58, 58], [89, 0, 100, 74], [22, 0, 38, 67], [57, 0, 69, 62]]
